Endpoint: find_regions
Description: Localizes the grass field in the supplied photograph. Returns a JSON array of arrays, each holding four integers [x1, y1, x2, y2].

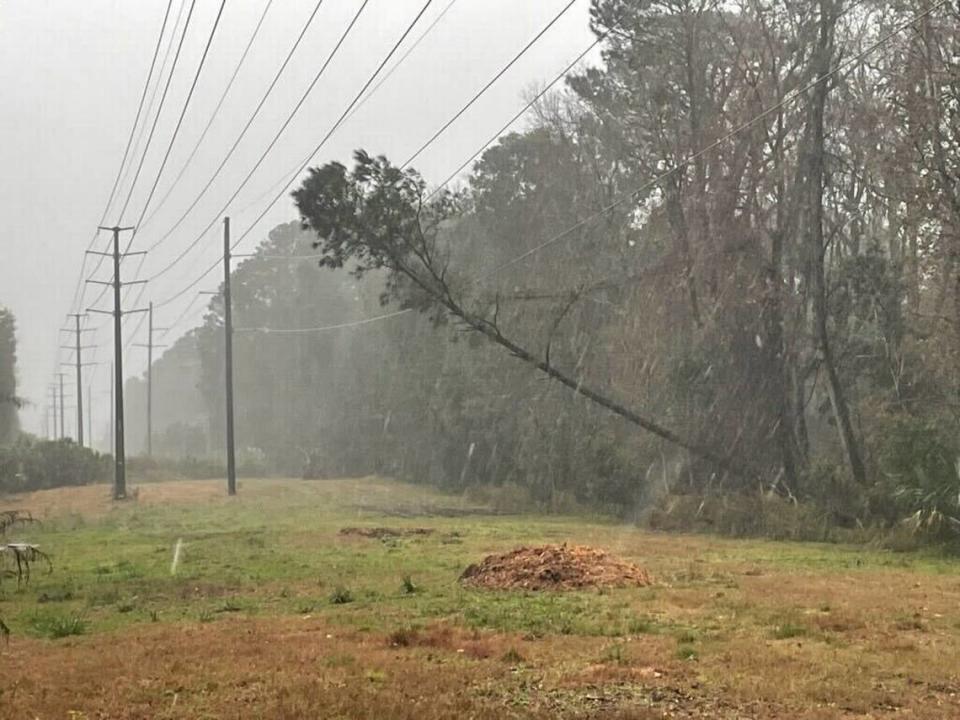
[[2, 477, 960, 719]]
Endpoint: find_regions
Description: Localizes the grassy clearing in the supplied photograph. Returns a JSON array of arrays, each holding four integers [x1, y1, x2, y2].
[[2, 477, 960, 718]]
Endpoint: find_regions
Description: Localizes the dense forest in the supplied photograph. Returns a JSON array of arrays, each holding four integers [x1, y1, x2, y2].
[[122, 0, 960, 539]]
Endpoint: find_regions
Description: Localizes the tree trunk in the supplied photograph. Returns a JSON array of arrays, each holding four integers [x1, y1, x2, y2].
[[807, 0, 867, 486]]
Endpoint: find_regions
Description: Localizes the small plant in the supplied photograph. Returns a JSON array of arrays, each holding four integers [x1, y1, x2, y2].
[[676, 645, 698, 661], [323, 653, 356, 668], [217, 599, 243, 613], [329, 587, 353, 605], [600, 643, 629, 666], [149, 609, 160, 622], [400, 575, 419, 594], [772, 622, 808, 640], [501, 647, 524, 664], [31, 612, 87, 639], [387, 626, 418, 647], [116, 601, 136, 614], [627, 615, 656, 634], [37, 585, 75, 603], [198, 608, 215, 623]]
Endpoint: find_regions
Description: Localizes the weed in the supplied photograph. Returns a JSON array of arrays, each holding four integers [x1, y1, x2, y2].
[[198, 609, 215, 623], [501, 647, 525, 664], [149, 610, 160, 622], [401, 575, 419, 594], [365, 669, 387, 683], [87, 588, 120, 607], [217, 599, 243, 613], [676, 645, 699, 661], [388, 626, 418, 647], [329, 587, 354, 605], [116, 601, 136, 614], [772, 622, 808, 639], [31, 612, 87, 639], [627, 615, 657, 634], [37, 585, 75, 603], [600, 643, 629, 666], [323, 653, 356, 668], [297, 602, 317, 614], [675, 628, 698, 644]]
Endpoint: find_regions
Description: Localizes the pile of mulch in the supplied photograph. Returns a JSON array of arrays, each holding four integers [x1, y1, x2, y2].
[[460, 544, 652, 591], [338, 526, 434, 539]]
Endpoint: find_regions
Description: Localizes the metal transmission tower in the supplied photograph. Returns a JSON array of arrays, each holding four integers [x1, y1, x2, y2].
[[222, 217, 236, 496], [87, 225, 147, 500], [133, 302, 167, 457], [61, 314, 95, 446]]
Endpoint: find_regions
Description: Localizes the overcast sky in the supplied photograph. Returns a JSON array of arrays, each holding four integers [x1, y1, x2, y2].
[[0, 0, 599, 438]]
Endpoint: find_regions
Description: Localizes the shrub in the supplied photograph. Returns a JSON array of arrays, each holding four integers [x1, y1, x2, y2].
[[0, 438, 110, 493], [876, 416, 960, 537]]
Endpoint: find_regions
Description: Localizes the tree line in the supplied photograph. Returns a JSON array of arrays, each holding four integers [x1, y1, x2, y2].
[[123, 0, 960, 539]]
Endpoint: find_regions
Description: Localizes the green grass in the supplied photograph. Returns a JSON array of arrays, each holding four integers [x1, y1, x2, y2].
[[2, 477, 959, 645]]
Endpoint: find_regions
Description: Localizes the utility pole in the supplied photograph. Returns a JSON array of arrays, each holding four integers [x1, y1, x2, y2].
[[223, 217, 237, 496], [57, 372, 66, 440], [133, 302, 167, 458], [61, 314, 95, 447], [106, 368, 115, 456], [48, 384, 58, 440], [87, 385, 93, 452], [87, 225, 145, 500]]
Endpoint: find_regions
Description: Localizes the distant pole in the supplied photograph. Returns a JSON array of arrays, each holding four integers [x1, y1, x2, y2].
[[65, 313, 89, 447], [87, 385, 92, 452], [133, 301, 167, 458], [223, 216, 237, 496], [58, 372, 65, 439]]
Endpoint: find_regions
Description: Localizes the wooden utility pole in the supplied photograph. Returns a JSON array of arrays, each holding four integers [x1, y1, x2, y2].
[[87, 225, 145, 500], [133, 302, 167, 457], [223, 216, 237, 496]]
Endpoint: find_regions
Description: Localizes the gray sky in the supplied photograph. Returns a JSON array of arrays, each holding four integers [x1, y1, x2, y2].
[[0, 0, 599, 438]]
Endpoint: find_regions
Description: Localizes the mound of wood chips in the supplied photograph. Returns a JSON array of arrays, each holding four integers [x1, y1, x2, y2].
[[459, 544, 652, 591]]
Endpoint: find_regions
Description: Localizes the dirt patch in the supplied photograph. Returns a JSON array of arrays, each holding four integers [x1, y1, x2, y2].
[[339, 526, 435, 539], [460, 544, 652, 591]]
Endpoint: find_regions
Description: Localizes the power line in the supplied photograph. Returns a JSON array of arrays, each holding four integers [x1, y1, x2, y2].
[[229, 0, 462, 219], [115, 0, 200, 226], [101, 0, 230, 343], [212, 0, 950, 338], [130, 0, 229, 238], [142, 0, 330, 256], [85, 0, 201, 313], [401, 0, 578, 168], [145, 0, 373, 279], [235, 308, 412, 334], [152, 0, 436, 310], [141, 0, 273, 232], [65, 0, 176, 320], [483, 0, 953, 280], [426, 22, 613, 199]]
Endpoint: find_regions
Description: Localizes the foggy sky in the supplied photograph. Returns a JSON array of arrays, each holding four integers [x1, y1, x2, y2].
[[0, 0, 597, 439]]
